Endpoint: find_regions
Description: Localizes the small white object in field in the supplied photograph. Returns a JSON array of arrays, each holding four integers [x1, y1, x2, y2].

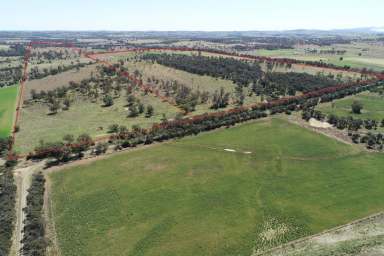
[[224, 149, 236, 152], [244, 151, 252, 154], [309, 118, 332, 128]]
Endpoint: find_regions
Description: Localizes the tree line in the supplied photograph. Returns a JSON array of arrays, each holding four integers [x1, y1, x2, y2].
[[0, 165, 16, 256], [0, 137, 12, 157], [21, 172, 46, 256], [28, 61, 92, 80], [30, 49, 78, 61], [27, 133, 94, 163]]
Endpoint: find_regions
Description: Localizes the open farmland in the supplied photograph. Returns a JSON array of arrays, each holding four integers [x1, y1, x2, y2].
[[49, 118, 384, 256], [248, 42, 384, 72], [0, 85, 18, 137], [316, 91, 384, 120]]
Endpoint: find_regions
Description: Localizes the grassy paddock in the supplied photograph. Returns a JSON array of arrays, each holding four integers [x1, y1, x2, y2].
[[51, 118, 384, 256], [24, 64, 98, 100], [0, 85, 18, 137], [316, 91, 384, 120], [15, 92, 180, 153]]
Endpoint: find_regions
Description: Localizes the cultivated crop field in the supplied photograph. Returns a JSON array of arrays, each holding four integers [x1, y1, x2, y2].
[[50, 118, 384, 256], [316, 91, 384, 120], [0, 85, 18, 137]]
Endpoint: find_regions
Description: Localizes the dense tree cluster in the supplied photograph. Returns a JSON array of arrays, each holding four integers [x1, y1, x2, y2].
[[141, 53, 342, 100], [306, 37, 352, 46], [305, 49, 347, 55], [0, 137, 12, 157], [350, 132, 384, 150], [21, 172, 46, 256], [146, 76, 212, 112], [0, 44, 25, 57], [0, 166, 16, 256], [351, 100, 363, 114], [30, 49, 77, 61], [257, 72, 338, 97], [0, 66, 22, 87], [211, 87, 230, 109], [141, 53, 263, 87]]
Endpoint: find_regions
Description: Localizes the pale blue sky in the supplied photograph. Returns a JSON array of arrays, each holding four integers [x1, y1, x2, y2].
[[2, 0, 383, 31]]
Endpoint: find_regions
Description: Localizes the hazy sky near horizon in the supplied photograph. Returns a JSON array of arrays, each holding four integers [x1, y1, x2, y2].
[[2, 0, 383, 31]]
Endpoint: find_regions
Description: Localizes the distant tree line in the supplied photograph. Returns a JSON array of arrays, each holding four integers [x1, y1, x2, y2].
[[305, 49, 347, 55], [28, 61, 92, 80], [0, 44, 25, 57], [30, 49, 78, 61]]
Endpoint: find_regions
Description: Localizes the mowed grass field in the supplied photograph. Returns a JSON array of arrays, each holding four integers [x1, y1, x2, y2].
[[0, 86, 18, 137], [316, 91, 384, 120], [50, 118, 384, 256]]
